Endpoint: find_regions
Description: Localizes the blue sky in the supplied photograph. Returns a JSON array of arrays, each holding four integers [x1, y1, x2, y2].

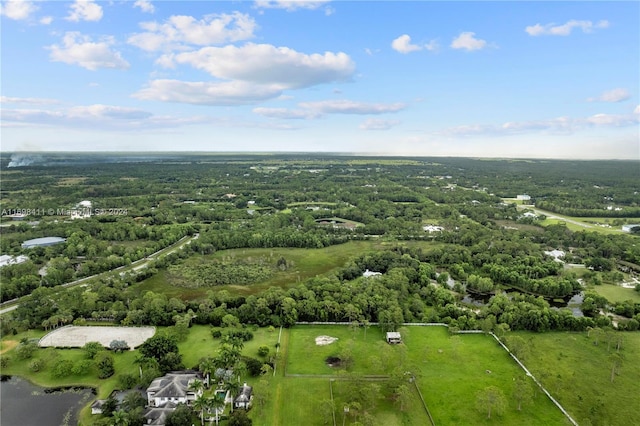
[[1, 0, 638, 159]]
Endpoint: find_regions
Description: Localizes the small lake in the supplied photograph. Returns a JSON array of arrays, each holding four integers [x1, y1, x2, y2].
[[0, 376, 94, 426]]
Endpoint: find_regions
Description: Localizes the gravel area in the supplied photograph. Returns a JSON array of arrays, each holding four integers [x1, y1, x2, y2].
[[39, 326, 156, 348]]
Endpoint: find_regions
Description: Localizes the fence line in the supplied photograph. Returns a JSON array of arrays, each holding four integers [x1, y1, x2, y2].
[[293, 321, 579, 425], [413, 379, 436, 426]]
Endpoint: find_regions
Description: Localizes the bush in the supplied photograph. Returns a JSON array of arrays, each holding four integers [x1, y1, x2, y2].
[[244, 357, 263, 376], [96, 353, 115, 379], [225, 329, 253, 342], [83, 341, 104, 359], [16, 342, 38, 360], [257, 345, 269, 357], [211, 329, 222, 339], [29, 358, 45, 372], [72, 360, 93, 375], [52, 359, 74, 378], [118, 373, 138, 389]]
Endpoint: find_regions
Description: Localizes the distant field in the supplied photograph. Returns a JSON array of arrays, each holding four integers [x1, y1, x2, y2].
[[590, 283, 640, 303], [136, 241, 386, 298]]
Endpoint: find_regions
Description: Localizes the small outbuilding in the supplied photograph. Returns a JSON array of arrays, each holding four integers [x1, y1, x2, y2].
[[234, 383, 253, 410], [386, 332, 402, 344]]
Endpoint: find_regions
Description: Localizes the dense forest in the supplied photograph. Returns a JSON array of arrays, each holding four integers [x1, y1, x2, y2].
[[1, 153, 639, 336]]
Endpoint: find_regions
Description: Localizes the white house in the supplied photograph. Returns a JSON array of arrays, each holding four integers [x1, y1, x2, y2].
[[233, 383, 253, 410], [516, 194, 531, 201], [363, 269, 382, 278], [622, 224, 640, 233], [146, 372, 203, 408]]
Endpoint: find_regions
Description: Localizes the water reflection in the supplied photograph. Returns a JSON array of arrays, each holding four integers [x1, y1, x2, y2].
[[0, 376, 94, 426]]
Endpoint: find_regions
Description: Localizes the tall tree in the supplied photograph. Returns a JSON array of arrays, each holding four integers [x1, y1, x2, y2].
[[512, 376, 534, 411], [476, 386, 507, 419]]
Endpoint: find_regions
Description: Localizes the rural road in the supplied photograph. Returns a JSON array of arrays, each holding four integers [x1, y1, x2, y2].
[[0, 233, 199, 316], [516, 205, 593, 229]]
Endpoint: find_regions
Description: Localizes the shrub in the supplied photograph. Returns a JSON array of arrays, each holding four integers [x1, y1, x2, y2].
[[225, 329, 253, 342], [96, 353, 115, 379], [118, 373, 139, 390], [244, 357, 263, 376], [29, 358, 45, 372], [72, 360, 93, 375], [83, 341, 103, 359], [211, 329, 222, 339], [52, 359, 74, 378], [257, 345, 269, 357], [16, 342, 38, 360]]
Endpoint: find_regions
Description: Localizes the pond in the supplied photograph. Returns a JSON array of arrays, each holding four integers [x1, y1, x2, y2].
[[460, 290, 584, 316], [0, 376, 94, 426]]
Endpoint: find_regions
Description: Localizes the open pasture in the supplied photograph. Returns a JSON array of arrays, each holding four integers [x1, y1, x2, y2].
[[280, 325, 569, 426]]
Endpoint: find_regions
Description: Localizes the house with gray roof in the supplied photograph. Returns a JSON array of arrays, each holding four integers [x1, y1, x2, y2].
[[233, 383, 253, 410], [146, 371, 203, 408]]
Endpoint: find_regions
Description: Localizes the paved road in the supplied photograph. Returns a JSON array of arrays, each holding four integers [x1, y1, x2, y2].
[[0, 233, 199, 316]]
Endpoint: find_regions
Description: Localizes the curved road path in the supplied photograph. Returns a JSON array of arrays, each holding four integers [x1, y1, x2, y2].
[[0, 233, 199, 316]]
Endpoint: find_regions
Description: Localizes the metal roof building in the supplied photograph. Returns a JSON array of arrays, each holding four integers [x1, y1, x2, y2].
[[21, 237, 66, 249]]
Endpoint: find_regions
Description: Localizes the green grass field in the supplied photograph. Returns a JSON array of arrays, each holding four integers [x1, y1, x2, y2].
[[512, 331, 640, 426], [590, 283, 640, 303], [136, 241, 385, 298], [273, 325, 570, 426], [4, 323, 638, 426]]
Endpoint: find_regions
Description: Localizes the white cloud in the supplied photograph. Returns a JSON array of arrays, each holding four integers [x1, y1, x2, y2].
[[391, 34, 421, 54], [0, 96, 60, 105], [134, 0, 155, 14], [298, 100, 405, 114], [133, 79, 284, 106], [359, 118, 401, 130], [450, 32, 488, 51], [525, 20, 609, 36], [66, 0, 103, 22], [0, 0, 38, 20], [48, 32, 129, 71], [40, 16, 53, 25], [254, 1, 331, 11], [635, 105, 640, 115], [442, 111, 639, 137], [391, 34, 438, 54], [128, 12, 257, 51], [253, 100, 405, 119], [253, 107, 321, 119], [1, 104, 207, 130], [587, 88, 631, 103], [165, 43, 355, 89]]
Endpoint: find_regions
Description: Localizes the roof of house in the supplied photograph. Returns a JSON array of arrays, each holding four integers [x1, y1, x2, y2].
[[234, 384, 253, 404], [144, 403, 178, 425], [386, 332, 401, 339], [21, 236, 66, 248], [147, 372, 201, 399]]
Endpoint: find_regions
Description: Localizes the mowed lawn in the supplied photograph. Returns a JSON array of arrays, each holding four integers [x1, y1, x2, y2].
[[403, 327, 570, 426], [513, 331, 640, 426], [590, 283, 640, 303], [286, 324, 391, 375]]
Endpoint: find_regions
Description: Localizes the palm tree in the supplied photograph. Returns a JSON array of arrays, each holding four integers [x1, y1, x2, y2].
[[209, 393, 226, 426], [199, 357, 216, 388], [192, 394, 209, 426], [111, 409, 130, 426], [223, 380, 240, 413], [189, 379, 205, 405]]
